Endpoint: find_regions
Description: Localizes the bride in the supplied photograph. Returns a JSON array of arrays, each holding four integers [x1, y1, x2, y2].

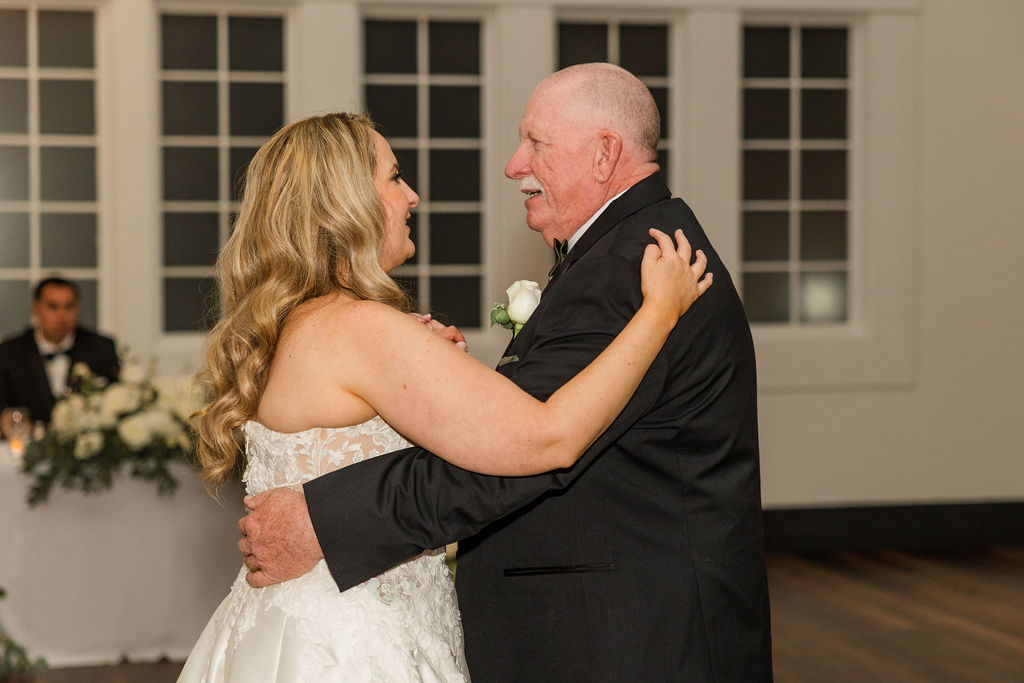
[[178, 112, 711, 681]]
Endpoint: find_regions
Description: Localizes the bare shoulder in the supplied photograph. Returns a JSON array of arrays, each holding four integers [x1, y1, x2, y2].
[[281, 296, 428, 362]]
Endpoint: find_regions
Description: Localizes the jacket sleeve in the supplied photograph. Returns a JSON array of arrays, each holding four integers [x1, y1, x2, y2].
[[305, 253, 668, 591]]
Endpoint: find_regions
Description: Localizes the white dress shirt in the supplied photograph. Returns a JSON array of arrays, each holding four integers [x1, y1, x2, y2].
[[35, 329, 75, 398]]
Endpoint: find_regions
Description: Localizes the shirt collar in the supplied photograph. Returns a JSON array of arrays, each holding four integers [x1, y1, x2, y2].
[[566, 187, 629, 252], [35, 329, 75, 355]]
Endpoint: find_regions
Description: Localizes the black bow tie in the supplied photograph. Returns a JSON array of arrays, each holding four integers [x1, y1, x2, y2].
[[549, 238, 570, 278], [42, 351, 66, 362]]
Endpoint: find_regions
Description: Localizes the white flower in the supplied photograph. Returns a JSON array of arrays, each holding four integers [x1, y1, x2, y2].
[[74, 431, 104, 460], [152, 375, 204, 423], [98, 384, 143, 426], [117, 412, 153, 450], [505, 280, 542, 325], [120, 361, 147, 385], [70, 362, 92, 381], [51, 394, 87, 438]]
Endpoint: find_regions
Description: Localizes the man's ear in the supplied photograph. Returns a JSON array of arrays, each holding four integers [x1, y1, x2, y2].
[[593, 131, 623, 183]]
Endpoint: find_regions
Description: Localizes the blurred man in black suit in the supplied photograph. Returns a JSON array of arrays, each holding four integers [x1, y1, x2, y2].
[[0, 277, 119, 424]]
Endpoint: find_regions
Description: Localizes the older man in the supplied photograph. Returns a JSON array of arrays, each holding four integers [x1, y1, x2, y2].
[[242, 63, 772, 680], [0, 277, 120, 424]]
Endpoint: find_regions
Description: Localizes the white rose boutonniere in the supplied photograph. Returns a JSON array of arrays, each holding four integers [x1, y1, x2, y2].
[[490, 280, 541, 338]]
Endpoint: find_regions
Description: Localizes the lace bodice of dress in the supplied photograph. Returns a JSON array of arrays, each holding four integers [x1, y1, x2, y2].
[[179, 417, 470, 682], [242, 416, 410, 495]]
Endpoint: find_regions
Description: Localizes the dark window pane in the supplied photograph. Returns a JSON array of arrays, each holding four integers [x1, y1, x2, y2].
[[429, 86, 480, 138], [802, 28, 847, 79], [38, 11, 93, 68], [801, 150, 846, 200], [430, 149, 479, 201], [0, 10, 27, 66], [0, 280, 31, 338], [229, 17, 283, 71], [0, 213, 29, 267], [40, 80, 95, 134], [744, 27, 789, 78], [164, 277, 217, 331], [649, 86, 669, 138], [430, 275, 480, 328], [0, 146, 29, 200], [743, 211, 789, 262], [620, 24, 668, 77], [393, 148, 419, 197], [430, 213, 480, 264], [41, 147, 95, 201], [743, 271, 789, 323], [365, 21, 417, 74], [162, 15, 217, 70], [164, 147, 218, 200], [231, 147, 260, 201], [800, 211, 847, 260], [429, 21, 479, 75], [0, 79, 27, 133], [800, 270, 847, 322], [163, 81, 218, 135], [559, 24, 607, 69], [366, 85, 418, 137], [230, 82, 283, 136], [164, 212, 219, 266], [801, 89, 847, 139], [74, 279, 98, 329], [743, 150, 789, 200], [41, 213, 96, 267], [744, 88, 789, 139], [392, 274, 419, 309]]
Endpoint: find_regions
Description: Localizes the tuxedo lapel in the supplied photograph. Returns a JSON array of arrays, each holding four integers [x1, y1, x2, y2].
[[11, 331, 55, 411], [499, 173, 670, 370]]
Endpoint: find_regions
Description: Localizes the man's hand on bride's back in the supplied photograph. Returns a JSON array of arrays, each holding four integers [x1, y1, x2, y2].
[[238, 488, 324, 588]]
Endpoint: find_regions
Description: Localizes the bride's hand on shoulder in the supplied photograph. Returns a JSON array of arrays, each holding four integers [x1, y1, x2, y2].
[[409, 312, 468, 352], [641, 228, 712, 321]]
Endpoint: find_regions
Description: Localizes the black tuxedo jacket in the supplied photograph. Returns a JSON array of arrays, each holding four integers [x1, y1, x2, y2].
[[0, 327, 120, 423], [305, 174, 772, 681]]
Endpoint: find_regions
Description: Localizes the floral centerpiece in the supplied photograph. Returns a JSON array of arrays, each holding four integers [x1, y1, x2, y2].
[[20, 361, 204, 506]]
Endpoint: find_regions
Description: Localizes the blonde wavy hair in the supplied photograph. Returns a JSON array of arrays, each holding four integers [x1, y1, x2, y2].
[[194, 112, 410, 488]]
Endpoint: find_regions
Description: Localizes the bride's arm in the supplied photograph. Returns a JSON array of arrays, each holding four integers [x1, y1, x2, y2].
[[339, 229, 710, 476]]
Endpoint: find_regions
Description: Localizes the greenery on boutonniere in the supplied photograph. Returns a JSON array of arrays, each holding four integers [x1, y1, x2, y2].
[[490, 280, 541, 338], [0, 586, 47, 679], [20, 361, 205, 506]]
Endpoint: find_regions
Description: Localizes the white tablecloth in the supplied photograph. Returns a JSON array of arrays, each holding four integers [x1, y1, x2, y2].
[[0, 445, 245, 666]]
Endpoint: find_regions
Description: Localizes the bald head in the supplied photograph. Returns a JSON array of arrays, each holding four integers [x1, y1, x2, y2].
[[540, 63, 661, 160], [505, 63, 663, 245]]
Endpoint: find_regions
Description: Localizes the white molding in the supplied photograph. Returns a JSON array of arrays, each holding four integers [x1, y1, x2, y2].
[[101, 0, 162, 359], [678, 9, 742, 276], [290, 0, 361, 117]]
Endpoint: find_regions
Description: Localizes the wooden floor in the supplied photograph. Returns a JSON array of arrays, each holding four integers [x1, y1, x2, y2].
[[767, 547, 1024, 682], [24, 547, 1024, 682]]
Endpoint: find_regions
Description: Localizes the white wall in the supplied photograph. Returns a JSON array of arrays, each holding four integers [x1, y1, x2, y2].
[[758, 0, 1024, 506]]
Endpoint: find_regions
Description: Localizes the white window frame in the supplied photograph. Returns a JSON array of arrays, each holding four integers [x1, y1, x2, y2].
[[90, 0, 918, 386], [675, 4, 919, 391], [0, 0, 102, 331]]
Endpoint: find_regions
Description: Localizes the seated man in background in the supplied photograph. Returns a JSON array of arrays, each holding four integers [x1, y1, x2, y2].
[[0, 277, 120, 425]]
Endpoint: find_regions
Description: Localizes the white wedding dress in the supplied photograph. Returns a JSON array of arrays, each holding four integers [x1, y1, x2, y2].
[[178, 417, 470, 682]]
